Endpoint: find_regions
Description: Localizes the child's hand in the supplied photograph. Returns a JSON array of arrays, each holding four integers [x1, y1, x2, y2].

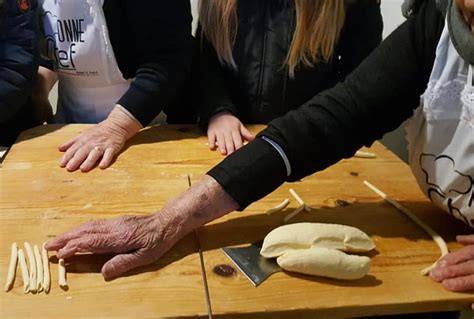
[[207, 112, 255, 155]]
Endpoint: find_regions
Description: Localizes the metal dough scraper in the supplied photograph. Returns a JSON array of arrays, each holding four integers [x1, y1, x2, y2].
[[222, 241, 281, 287]]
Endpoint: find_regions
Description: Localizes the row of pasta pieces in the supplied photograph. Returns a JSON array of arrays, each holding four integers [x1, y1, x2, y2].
[[4, 242, 68, 294]]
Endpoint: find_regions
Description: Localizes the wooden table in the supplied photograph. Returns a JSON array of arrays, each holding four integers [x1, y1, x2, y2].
[[1, 124, 472, 318]]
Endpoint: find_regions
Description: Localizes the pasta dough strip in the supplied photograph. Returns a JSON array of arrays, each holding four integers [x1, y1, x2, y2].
[[4, 243, 18, 292], [42, 243, 51, 293], [34, 245, 43, 292], [265, 199, 290, 215], [284, 205, 306, 223], [363, 180, 449, 275], [354, 151, 377, 159], [24, 242, 37, 293], [18, 249, 29, 293], [289, 189, 310, 212], [58, 259, 68, 288]]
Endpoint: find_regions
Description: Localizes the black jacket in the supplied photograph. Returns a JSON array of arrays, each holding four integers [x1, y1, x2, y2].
[[41, 0, 193, 126], [197, 0, 383, 126], [208, 0, 445, 209], [0, 0, 39, 145]]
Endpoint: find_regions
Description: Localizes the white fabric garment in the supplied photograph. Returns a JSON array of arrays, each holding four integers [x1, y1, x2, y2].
[[407, 22, 474, 227], [40, 0, 131, 123]]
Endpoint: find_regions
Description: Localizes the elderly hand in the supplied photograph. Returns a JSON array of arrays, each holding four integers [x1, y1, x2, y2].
[[430, 234, 474, 309], [59, 107, 142, 172], [45, 212, 185, 280], [207, 111, 255, 155], [45, 175, 239, 280]]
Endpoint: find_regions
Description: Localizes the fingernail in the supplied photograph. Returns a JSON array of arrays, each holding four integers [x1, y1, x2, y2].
[[437, 260, 448, 268]]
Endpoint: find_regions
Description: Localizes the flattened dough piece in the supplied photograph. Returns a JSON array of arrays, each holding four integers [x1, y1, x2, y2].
[[277, 247, 371, 280], [18, 249, 30, 293], [42, 243, 51, 293], [58, 259, 68, 288], [34, 245, 43, 292], [4, 242, 18, 292], [24, 242, 37, 293], [261, 223, 375, 258]]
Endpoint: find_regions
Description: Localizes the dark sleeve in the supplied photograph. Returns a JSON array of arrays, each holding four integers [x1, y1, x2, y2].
[[117, 0, 193, 126], [335, 0, 383, 80], [195, 26, 238, 128], [0, 0, 39, 123], [208, 0, 444, 209]]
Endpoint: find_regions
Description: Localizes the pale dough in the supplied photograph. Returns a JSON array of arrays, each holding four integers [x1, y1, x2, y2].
[[24, 242, 37, 293], [363, 180, 449, 275], [277, 247, 371, 280], [283, 205, 306, 223], [42, 243, 51, 293], [260, 223, 375, 258], [265, 199, 290, 215], [4, 242, 18, 292], [58, 259, 68, 288], [34, 245, 43, 292], [18, 249, 29, 293]]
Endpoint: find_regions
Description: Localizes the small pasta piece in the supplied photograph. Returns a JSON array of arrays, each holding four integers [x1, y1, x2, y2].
[[58, 259, 68, 288], [4, 243, 18, 292], [363, 180, 449, 276], [354, 151, 377, 159], [18, 249, 29, 293], [265, 199, 290, 215], [24, 242, 37, 293], [42, 243, 51, 293], [289, 189, 310, 212], [34, 245, 43, 292], [284, 205, 306, 223]]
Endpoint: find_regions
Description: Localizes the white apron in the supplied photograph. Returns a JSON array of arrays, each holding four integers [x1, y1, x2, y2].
[[40, 0, 131, 123], [407, 22, 474, 227]]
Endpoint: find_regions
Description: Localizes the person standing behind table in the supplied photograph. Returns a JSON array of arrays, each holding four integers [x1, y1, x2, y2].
[[34, 0, 193, 172], [0, 0, 44, 146], [196, 0, 383, 155]]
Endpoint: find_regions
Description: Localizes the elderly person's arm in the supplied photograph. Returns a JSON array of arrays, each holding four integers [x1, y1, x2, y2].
[[59, 0, 193, 172], [47, 1, 446, 280], [46, 176, 237, 280]]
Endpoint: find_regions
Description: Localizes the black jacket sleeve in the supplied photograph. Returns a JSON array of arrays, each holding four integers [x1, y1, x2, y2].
[[208, 0, 444, 209], [335, 0, 383, 80], [116, 0, 193, 126], [0, 0, 39, 123], [195, 27, 238, 127]]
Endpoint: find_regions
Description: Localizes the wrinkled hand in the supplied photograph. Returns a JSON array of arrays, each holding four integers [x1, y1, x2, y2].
[[207, 111, 255, 155], [430, 235, 474, 309], [59, 107, 141, 172], [45, 213, 183, 280]]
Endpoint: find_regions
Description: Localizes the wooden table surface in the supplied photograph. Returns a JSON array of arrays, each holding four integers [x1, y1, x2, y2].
[[0, 124, 472, 318]]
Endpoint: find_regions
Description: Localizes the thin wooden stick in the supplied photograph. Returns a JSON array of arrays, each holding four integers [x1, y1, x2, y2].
[[363, 180, 449, 275]]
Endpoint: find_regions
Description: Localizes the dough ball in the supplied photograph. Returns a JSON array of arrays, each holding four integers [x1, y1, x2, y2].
[[260, 223, 375, 258], [277, 247, 371, 280]]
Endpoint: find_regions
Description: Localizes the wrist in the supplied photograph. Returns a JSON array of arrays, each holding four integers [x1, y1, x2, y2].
[[104, 106, 142, 140], [158, 176, 238, 234]]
